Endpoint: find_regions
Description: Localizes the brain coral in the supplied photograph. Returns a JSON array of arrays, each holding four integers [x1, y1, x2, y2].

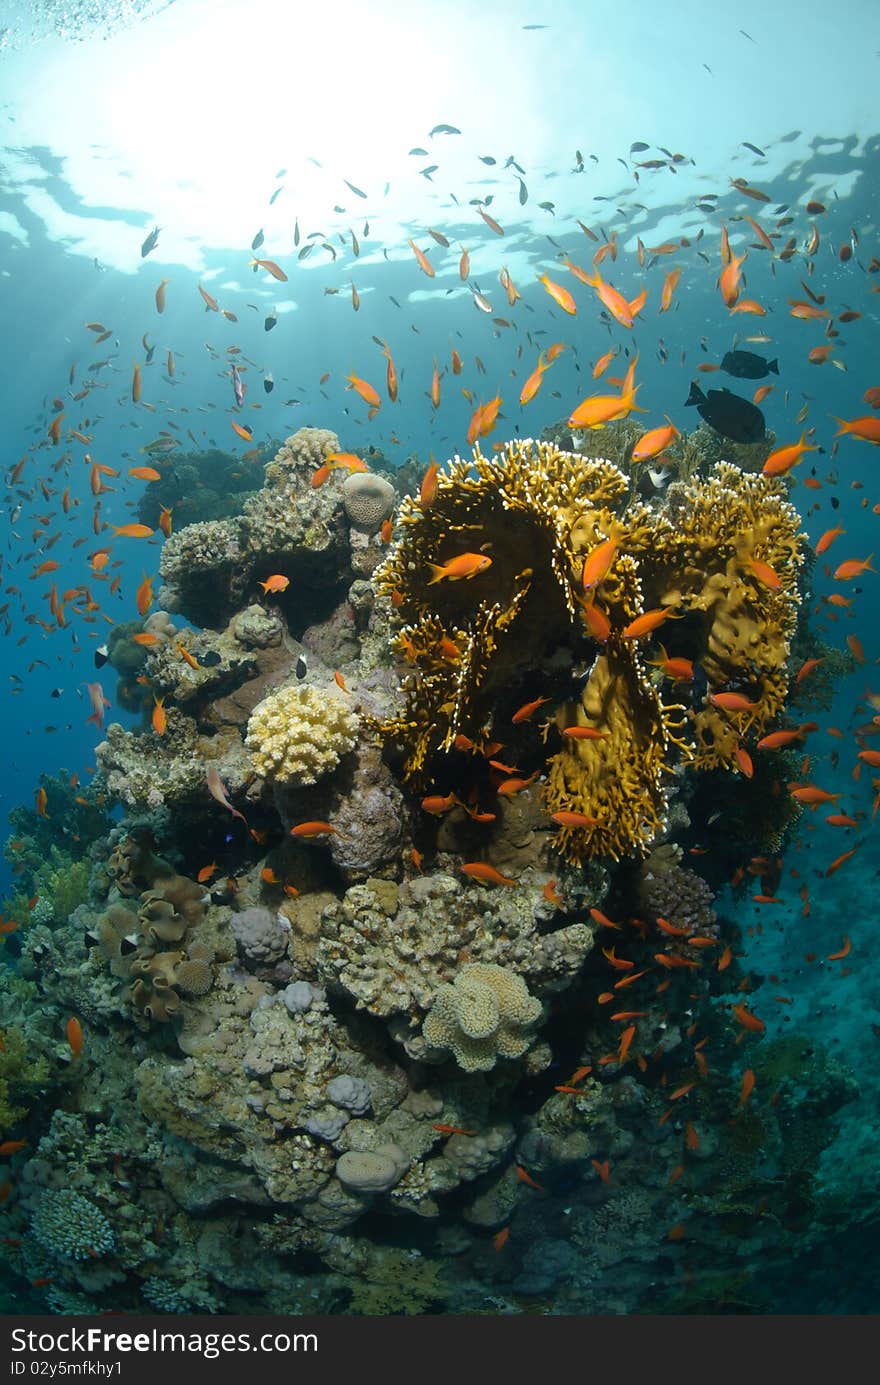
[[31, 1189, 115, 1261], [245, 684, 358, 785], [422, 963, 542, 1072]]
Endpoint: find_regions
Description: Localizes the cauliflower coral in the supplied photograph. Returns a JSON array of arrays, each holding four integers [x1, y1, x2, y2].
[[245, 684, 358, 785]]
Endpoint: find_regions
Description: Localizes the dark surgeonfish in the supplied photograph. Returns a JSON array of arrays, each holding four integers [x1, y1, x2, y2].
[[685, 382, 766, 443], [720, 349, 779, 379]]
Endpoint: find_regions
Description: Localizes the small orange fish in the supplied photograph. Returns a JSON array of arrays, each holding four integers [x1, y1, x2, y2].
[[132, 632, 160, 647], [0, 1139, 27, 1155], [621, 608, 677, 640], [420, 792, 458, 815], [334, 671, 350, 693], [259, 574, 290, 594], [561, 726, 608, 740], [431, 1124, 477, 1136], [739, 1068, 756, 1106], [197, 863, 218, 883], [261, 867, 281, 885], [408, 239, 435, 277], [135, 573, 154, 617], [493, 1226, 510, 1252], [515, 1165, 544, 1192], [762, 433, 817, 477], [346, 373, 381, 409], [112, 524, 154, 538], [631, 420, 678, 463], [66, 1016, 83, 1058], [511, 695, 550, 724], [826, 936, 852, 961], [128, 466, 161, 481], [250, 256, 288, 282], [710, 691, 756, 712], [552, 810, 599, 829], [152, 696, 167, 736], [591, 1159, 611, 1185], [427, 552, 492, 584], [833, 554, 874, 580], [177, 643, 199, 670], [581, 537, 618, 591], [732, 1002, 765, 1034], [460, 862, 517, 886], [289, 820, 338, 838], [538, 273, 577, 315], [231, 420, 253, 442]]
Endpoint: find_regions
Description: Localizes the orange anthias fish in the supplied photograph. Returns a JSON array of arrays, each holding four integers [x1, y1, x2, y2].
[[152, 696, 167, 736], [512, 695, 550, 723], [551, 809, 599, 829], [408, 239, 435, 277], [346, 373, 381, 408], [645, 645, 694, 683], [762, 433, 818, 477], [709, 691, 756, 712], [621, 608, 677, 640], [427, 553, 492, 584], [538, 273, 577, 315], [259, 574, 290, 594], [515, 1165, 544, 1191], [581, 537, 618, 590], [833, 555, 874, 580], [135, 573, 154, 616], [128, 466, 162, 481], [833, 415, 880, 444], [251, 256, 288, 282], [112, 524, 154, 538], [739, 1068, 756, 1106], [289, 820, 338, 838], [519, 355, 549, 406], [631, 420, 678, 462], [206, 766, 248, 825], [66, 1016, 84, 1058], [460, 862, 517, 886]]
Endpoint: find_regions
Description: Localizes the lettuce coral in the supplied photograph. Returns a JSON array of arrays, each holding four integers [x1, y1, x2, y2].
[[422, 963, 542, 1072], [245, 684, 358, 785]]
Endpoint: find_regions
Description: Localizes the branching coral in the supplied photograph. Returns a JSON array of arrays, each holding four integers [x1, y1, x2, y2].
[[245, 684, 358, 785], [374, 440, 803, 862]]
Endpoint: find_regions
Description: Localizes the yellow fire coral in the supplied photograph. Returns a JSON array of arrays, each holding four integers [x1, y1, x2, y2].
[[245, 684, 358, 785], [374, 440, 805, 862]]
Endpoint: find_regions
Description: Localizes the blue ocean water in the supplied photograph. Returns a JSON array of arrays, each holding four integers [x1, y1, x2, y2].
[[0, 0, 878, 1316]]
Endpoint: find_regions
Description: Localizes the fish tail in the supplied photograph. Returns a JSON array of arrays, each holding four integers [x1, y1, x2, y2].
[[831, 416, 850, 436], [685, 381, 705, 407], [768, 358, 779, 374], [426, 563, 447, 585]]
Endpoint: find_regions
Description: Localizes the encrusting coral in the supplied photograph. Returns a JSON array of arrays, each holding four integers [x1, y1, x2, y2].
[[245, 684, 358, 785]]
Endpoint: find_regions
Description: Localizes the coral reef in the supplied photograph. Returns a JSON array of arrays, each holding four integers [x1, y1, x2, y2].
[[1, 421, 848, 1321]]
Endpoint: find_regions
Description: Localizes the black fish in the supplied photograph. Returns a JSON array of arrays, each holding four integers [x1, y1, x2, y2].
[[721, 349, 778, 379], [429, 123, 460, 136], [264, 309, 277, 332], [344, 179, 367, 198], [263, 374, 274, 394], [295, 655, 308, 680], [140, 226, 160, 257], [685, 382, 766, 443], [94, 643, 109, 669], [251, 228, 264, 250]]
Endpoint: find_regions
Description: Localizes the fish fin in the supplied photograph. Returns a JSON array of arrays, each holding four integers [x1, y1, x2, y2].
[[768, 358, 779, 374], [685, 381, 705, 407], [426, 563, 447, 585]]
